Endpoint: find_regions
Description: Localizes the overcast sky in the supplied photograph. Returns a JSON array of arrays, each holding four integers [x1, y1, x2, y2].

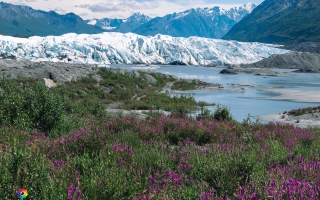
[[2, 0, 264, 19]]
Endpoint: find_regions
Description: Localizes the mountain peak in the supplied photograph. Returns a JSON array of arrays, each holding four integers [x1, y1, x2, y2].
[[241, 2, 257, 12], [128, 12, 151, 22], [132, 12, 144, 16]]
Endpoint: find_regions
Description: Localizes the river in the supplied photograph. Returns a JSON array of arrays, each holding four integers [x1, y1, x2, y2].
[[109, 64, 320, 122]]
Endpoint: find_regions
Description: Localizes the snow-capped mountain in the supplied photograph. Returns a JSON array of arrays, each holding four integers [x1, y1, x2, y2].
[[87, 3, 257, 39], [0, 32, 288, 65], [85, 12, 152, 32]]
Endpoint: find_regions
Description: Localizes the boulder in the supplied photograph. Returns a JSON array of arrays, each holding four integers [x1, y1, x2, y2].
[[133, 70, 140, 77], [43, 78, 57, 88], [144, 74, 157, 84], [219, 68, 238, 74]]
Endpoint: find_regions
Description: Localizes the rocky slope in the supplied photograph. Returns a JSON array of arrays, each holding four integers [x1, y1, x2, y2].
[[0, 59, 99, 82], [223, 0, 320, 44], [282, 42, 320, 54], [242, 51, 320, 72]]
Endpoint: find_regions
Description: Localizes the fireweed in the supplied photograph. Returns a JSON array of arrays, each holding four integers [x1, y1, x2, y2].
[[0, 115, 319, 199]]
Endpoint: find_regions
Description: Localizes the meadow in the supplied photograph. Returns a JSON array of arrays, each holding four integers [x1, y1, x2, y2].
[[0, 69, 319, 199]]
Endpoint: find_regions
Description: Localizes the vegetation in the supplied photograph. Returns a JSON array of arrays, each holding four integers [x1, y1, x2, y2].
[[98, 69, 196, 113], [171, 79, 216, 91], [284, 106, 320, 116], [0, 70, 320, 199], [1, 114, 320, 199], [0, 69, 196, 134]]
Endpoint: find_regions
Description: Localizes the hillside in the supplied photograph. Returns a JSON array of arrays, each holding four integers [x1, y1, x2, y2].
[[223, 0, 320, 44], [242, 51, 320, 72], [0, 2, 104, 37]]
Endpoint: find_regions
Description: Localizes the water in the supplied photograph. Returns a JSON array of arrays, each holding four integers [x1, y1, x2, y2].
[[109, 64, 320, 122]]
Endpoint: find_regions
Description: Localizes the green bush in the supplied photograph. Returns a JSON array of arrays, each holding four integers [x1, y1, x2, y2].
[[213, 104, 233, 121], [0, 77, 65, 132]]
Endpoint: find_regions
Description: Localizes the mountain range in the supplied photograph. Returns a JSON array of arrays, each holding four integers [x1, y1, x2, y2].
[[223, 0, 320, 44], [1, 0, 319, 46], [0, 2, 256, 39], [87, 3, 257, 39], [0, 2, 104, 37]]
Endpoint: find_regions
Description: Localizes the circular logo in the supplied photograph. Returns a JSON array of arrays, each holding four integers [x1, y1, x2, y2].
[[17, 188, 28, 199]]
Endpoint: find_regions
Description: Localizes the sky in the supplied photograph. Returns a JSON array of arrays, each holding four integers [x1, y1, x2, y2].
[[2, 0, 264, 19]]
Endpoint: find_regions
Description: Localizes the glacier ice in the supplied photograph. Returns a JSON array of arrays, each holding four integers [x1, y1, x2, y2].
[[0, 32, 289, 65]]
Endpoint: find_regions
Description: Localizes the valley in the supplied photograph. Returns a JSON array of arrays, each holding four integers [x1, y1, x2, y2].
[[0, 0, 320, 199]]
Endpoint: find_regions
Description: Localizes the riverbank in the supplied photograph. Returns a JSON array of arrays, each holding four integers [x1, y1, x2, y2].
[[254, 112, 320, 128]]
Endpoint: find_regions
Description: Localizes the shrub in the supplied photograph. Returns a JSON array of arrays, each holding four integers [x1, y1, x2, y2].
[[213, 104, 233, 121], [0, 77, 65, 132], [196, 108, 213, 120]]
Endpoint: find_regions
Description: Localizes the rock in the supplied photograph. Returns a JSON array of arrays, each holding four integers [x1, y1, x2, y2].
[[220, 67, 280, 76], [219, 68, 238, 74], [144, 74, 157, 84], [169, 60, 187, 65], [136, 95, 146, 101], [106, 109, 148, 120], [89, 73, 102, 82], [43, 78, 57, 88], [133, 71, 140, 77], [293, 69, 319, 73]]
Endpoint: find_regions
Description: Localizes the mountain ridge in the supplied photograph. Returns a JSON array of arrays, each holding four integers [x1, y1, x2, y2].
[[223, 0, 320, 44], [85, 12, 152, 32], [0, 2, 105, 37], [87, 3, 257, 39]]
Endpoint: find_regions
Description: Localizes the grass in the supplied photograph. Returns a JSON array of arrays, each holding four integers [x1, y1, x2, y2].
[[0, 69, 320, 199], [171, 79, 217, 91]]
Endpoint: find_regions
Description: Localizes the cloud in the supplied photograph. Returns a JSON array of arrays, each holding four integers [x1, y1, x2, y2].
[[78, 12, 88, 17], [75, 0, 159, 13], [1, 0, 263, 20], [53, 7, 66, 14]]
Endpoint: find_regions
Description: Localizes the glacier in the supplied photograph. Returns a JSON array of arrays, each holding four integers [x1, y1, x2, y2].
[[0, 32, 289, 65]]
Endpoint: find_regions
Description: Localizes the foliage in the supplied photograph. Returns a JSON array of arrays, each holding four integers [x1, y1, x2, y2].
[[286, 106, 320, 116], [0, 115, 320, 199], [0, 68, 197, 135], [171, 79, 212, 91], [2, 68, 320, 199], [0, 77, 65, 132], [213, 104, 233, 121]]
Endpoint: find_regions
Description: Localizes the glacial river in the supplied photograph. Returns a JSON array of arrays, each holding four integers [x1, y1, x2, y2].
[[109, 64, 320, 122]]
